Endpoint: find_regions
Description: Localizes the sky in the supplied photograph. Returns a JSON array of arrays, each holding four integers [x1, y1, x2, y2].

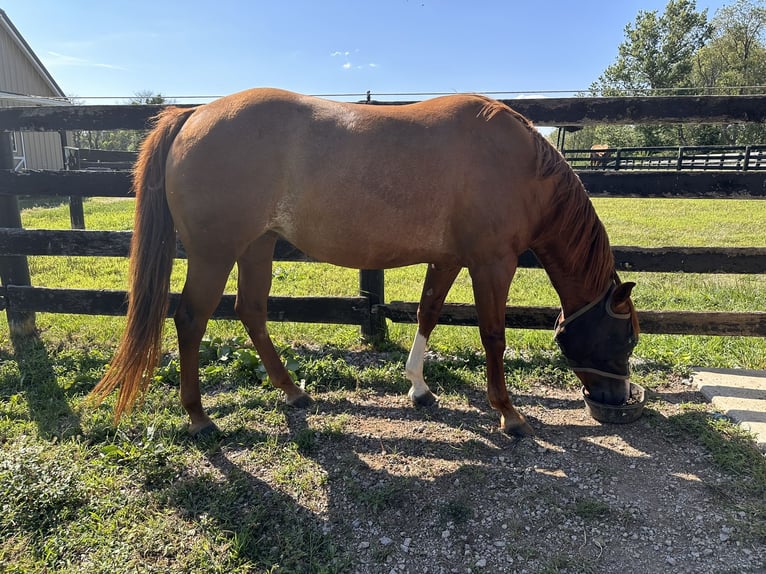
[[4, 0, 731, 106]]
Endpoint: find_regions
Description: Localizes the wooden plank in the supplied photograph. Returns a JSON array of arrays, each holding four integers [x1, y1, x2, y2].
[[0, 170, 133, 198], [4, 96, 766, 131], [636, 309, 766, 336], [3, 169, 763, 201], [0, 229, 315, 262], [0, 104, 184, 132], [2, 229, 763, 273], [503, 95, 766, 127], [4, 285, 369, 324], [381, 301, 766, 337], [612, 246, 766, 274], [580, 171, 766, 198]]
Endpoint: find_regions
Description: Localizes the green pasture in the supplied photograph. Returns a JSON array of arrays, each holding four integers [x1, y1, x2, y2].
[[1, 196, 765, 572]]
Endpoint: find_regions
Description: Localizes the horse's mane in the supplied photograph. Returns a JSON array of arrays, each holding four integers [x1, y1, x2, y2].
[[479, 98, 615, 294]]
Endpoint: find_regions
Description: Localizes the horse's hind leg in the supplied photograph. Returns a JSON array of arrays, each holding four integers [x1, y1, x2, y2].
[[405, 264, 460, 406], [175, 256, 235, 435], [235, 236, 312, 407]]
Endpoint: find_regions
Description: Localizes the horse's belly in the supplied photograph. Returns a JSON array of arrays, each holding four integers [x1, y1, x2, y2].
[[276, 211, 460, 270]]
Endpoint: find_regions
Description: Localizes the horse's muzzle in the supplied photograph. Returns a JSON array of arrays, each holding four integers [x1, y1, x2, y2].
[[578, 372, 631, 406]]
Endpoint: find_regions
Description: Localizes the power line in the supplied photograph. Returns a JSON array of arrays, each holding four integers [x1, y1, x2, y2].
[[29, 85, 766, 104]]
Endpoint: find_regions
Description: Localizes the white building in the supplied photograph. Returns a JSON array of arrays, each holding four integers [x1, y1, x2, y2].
[[1, 8, 69, 170]]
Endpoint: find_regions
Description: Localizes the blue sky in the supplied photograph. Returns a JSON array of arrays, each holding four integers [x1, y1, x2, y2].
[[5, 0, 730, 104]]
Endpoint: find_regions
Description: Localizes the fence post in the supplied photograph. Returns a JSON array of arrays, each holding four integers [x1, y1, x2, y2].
[[0, 133, 36, 342], [60, 131, 85, 229], [359, 269, 387, 345]]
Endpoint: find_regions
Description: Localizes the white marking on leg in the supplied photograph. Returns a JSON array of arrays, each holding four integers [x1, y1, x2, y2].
[[405, 332, 431, 400]]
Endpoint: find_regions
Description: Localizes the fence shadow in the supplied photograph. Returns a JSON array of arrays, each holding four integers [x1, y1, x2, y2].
[[7, 333, 82, 439]]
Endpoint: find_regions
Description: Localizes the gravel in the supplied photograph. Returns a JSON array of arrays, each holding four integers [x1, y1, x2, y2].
[[229, 373, 765, 573]]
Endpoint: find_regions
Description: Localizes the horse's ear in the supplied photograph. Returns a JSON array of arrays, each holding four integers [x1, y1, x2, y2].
[[611, 282, 636, 313]]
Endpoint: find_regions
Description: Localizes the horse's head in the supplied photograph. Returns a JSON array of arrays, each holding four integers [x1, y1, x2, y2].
[[554, 281, 638, 406]]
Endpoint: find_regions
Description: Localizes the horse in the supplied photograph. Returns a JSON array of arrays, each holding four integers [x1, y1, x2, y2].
[[590, 144, 613, 168], [90, 88, 639, 437]]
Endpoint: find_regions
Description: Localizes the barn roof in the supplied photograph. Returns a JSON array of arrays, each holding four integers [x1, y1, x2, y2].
[[0, 8, 68, 105]]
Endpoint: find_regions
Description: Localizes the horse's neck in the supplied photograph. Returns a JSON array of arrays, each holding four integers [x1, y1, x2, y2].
[[532, 228, 614, 317]]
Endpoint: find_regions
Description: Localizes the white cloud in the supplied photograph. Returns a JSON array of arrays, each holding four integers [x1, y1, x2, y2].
[[45, 51, 125, 71], [332, 50, 377, 71]]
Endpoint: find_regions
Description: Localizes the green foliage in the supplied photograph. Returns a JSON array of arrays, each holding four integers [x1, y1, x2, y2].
[[594, 0, 712, 95], [579, 0, 766, 148], [572, 497, 612, 521], [0, 440, 83, 535]]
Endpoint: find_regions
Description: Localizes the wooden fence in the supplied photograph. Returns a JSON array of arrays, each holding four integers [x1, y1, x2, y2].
[[1, 95, 766, 348]]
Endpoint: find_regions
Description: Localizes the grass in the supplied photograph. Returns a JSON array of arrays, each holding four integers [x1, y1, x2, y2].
[[0, 196, 765, 571]]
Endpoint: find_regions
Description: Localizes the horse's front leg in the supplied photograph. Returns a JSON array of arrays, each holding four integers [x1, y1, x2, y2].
[[405, 264, 460, 406], [469, 260, 534, 437]]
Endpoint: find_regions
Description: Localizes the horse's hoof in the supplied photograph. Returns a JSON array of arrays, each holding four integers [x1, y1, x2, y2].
[[502, 418, 535, 437], [410, 389, 438, 408], [287, 392, 313, 409], [189, 421, 220, 438]]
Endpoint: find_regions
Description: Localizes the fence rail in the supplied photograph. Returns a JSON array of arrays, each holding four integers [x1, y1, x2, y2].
[[2, 95, 766, 344]]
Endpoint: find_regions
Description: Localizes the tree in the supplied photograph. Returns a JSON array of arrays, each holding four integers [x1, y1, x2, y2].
[[71, 91, 173, 152], [593, 0, 712, 96], [561, 0, 766, 151], [690, 0, 766, 142], [587, 0, 712, 147]]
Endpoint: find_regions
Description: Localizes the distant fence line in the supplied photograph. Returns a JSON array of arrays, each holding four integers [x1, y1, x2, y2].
[[1, 95, 766, 346], [566, 144, 766, 172]]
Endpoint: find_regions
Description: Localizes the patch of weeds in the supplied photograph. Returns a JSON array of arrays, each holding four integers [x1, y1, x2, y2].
[[52, 346, 110, 394], [443, 497, 473, 525], [502, 349, 572, 391], [97, 428, 183, 488], [163, 462, 343, 572], [301, 355, 361, 393], [571, 497, 612, 521], [453, 463, 487, 483], [359, 362, 409, 395], [540, 554, 598, 574], [319, 413, 352, 438], [197, 336, 304, 391], [371, 544, 396, 564], [293, 427, 318, 452], [0, 439, 83, 535], [424, 361, 484, 394], [353, 478, 409, 514], [630, 359, 688, 391], [153, 356, 180, 386]]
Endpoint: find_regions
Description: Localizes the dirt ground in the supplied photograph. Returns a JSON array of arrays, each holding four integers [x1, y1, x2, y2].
[[212, 368, 766, 574]]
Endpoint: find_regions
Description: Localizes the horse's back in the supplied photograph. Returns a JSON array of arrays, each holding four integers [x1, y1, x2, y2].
[[165, 88, 547, 268]]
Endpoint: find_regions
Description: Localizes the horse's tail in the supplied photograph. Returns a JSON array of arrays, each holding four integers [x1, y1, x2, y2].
[[90, 106, 196, 422]]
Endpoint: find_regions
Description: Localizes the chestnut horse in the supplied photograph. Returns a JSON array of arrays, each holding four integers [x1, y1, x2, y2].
[[91, 88, 639, 437]]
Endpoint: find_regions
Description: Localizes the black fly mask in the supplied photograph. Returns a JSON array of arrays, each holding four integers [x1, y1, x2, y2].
[[554, 283, 638, 381]]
